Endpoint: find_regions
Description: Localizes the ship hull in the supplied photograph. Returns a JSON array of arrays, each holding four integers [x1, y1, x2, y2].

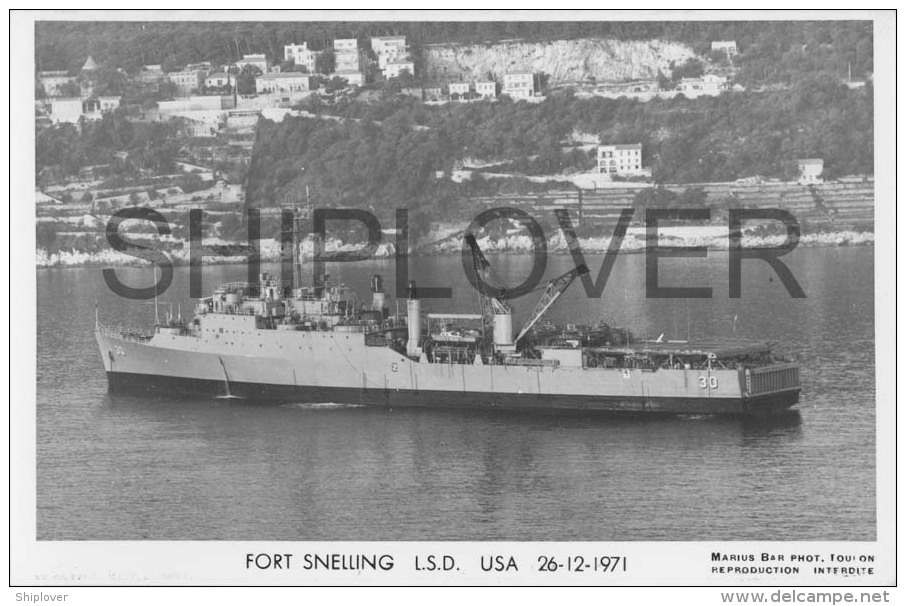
[[98, 328, 799, 416], [105, 370, 797, 416]]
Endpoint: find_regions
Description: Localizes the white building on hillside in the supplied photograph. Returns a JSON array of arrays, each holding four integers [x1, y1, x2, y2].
[[502, 72, 535, 99], [157, 95, 229, 114], [384, 60, 414, 79], [423, 87, 443, 102], [448, 82, 470, 99], [371, 36, 408, 68], [256, 72, 311, 94], [334, 39, 358, 52], [597, 143, 646, 176], [50, 98, 84, 124], [37, 71, 76, 97], [371, 36, 406, 56], [333, 39, 361, 72], [181, 118, 218, 138], [711, 40, 738, 56], [475, 81, 496, 99], [235, 54, 269, 73], [333, 70, 364, 87], [676, 73, 730, 97], [186, 61, 212, 72], [284, 43, 318, 73], [97, 96, 121, 112], [136, 65, 165, 83], [168, 70, 205, 95], [797, 158, 824, 184], [206, 72, 231, 89]]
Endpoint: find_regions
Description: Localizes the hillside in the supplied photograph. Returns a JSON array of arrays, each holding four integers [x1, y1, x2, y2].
[[422, 38, 695, 84], [35, 20, 871, 89], [246, 77, 872, 236]]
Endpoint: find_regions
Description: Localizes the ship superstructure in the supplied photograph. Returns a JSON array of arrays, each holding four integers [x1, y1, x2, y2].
[[97, 228, 800, 415]]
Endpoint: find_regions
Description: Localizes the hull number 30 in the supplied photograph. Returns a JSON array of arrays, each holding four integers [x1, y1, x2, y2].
[[699, 376, 718, 389]]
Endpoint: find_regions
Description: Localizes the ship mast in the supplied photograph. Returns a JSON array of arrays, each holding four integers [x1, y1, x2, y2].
[[284, 184, 313, 293], [154, 264, 160, 325]]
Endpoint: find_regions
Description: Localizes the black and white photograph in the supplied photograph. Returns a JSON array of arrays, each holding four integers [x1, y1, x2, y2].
[[10, 9, 897, 592]]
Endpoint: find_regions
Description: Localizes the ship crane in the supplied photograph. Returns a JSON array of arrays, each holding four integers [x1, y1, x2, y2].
[[464, 234, 512, 325], [513, 263, 590, 345], [465, 234, 588, 355]]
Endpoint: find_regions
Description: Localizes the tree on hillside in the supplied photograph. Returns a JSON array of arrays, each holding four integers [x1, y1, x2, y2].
[[57, 80, 82, 97], [632, 187, 679, 211], [536, 72, 550, 94], [161, 56, 181, 73], [365, 61, 382, 84], [156, 79, 178, 100], [236, 64, 261, 95], [679, 186, 709, 206], [670, 57, 705, 82], [325, 76, 349, 93], [88, 65, 129, 96], [36, 223, 58, 252], [656, 69, 672, 91], [244, 80, 873, 214], [315, 47, 336, 74]]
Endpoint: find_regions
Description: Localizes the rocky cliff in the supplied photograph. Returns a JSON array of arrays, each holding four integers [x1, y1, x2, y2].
[[421, 38, 697, 84]]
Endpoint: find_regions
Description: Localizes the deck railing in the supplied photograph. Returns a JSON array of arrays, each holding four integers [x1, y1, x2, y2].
[[95, 322, 154, 343], [218, 306, 258, 316]]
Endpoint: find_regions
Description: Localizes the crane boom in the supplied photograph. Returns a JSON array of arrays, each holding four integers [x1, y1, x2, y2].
[[464, 235, 511, 325], [514, 264, 589, 344], [464, 234, 491, 273]]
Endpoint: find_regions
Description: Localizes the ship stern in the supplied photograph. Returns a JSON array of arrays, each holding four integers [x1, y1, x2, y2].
[[740, 363, 801, 414]]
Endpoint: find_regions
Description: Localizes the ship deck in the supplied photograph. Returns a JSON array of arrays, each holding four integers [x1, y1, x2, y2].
[[584, 338, 773, 358]]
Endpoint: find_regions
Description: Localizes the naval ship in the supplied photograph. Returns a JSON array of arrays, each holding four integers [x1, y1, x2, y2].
[[96, 233, 800, 415]]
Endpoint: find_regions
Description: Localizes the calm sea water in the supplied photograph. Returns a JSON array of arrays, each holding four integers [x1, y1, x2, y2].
[[36, 247, 876, 540]]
